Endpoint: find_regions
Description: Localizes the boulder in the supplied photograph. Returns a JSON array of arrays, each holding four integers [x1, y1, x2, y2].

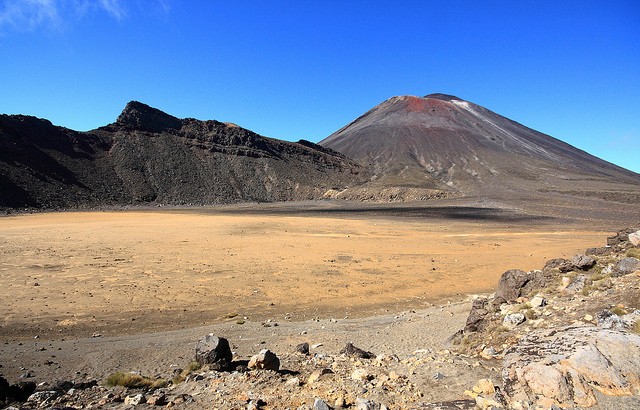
[[607, 228, 638, 246], [464, 298, 489, 332], [564, 274, 587, 294], [248, 349, 280, 371], [340, 342, 374, 359], [124, 393, 146, 406], [629, 230, 640, 246], [194, 334, 233, 370], [502, 326, 640, 409], [503, 313, 526, 329], [296, 342, 310, 355], [495, 269, 530, 302], [571, 254, 596, 270], [544, 258, 573, 272], [612, 257, 640, 277]]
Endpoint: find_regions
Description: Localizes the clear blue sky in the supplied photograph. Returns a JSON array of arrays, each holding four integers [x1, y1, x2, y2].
[[1, 1, 639, 173]]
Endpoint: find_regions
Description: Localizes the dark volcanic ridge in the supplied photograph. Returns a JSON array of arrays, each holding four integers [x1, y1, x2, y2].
[[319, 94, 640, 201], [0, 101, 365, 210], [2, 95, 639, 211]]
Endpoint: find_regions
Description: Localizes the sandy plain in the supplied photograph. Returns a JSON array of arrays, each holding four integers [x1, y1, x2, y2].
[[0, 205, 608, 341]]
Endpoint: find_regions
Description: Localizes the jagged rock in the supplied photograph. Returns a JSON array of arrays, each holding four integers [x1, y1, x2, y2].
[[340, 342, 374, 359], [27, 390, 58, 405], [607, 228, 637, 246], [586, 246, 613, 256], [195, 334, 233, 370], [502, 326, 640, 409], [495, 269, 530, 302], [313, 398, 332, 410], [544, 258, 573, 273], [571, 254, 596, 270], [146, 393, 167, 406], [354, 398, 388, 410], [495, 269, 549, 303], [124, 393, 146, 405], [296, 342, 310, 355], [629, 230, 640, 246], [612, 257, 640, 277], [248, 349, 280, 371], [503, 313, 526, 329], [564, 274, 587, 293], [464, 298, 489, 332], [597, 309, 640, 331]]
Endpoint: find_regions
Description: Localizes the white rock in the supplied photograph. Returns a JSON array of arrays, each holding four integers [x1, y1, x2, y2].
[[503, 313, 526, 329], [124, 393, 146, 406], [530, 295, 546, 307], [629, 230, 640, 246]]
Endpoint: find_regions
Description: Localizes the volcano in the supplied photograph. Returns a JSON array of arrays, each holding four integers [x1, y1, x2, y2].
[[319, 94, 640, 202]]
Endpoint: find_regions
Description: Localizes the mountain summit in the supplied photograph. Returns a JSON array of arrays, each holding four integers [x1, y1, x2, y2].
[[320, 94, 639, 200], [115, 101, 183, 132]]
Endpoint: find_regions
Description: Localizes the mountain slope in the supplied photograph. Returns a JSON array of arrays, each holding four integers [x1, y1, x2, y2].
[[320, 94, 640, 201], [0, 101, 365, 210]]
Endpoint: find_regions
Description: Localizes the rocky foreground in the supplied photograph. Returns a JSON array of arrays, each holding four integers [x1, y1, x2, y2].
[[1, 229, 640, 409]]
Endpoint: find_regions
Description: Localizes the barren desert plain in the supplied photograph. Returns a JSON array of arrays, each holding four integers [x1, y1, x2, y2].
[[0, 203, 610, 340], [1, 200, 639, 409]]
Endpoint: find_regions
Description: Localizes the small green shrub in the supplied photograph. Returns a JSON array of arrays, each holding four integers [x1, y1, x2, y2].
[[105, 372, 167, 389]]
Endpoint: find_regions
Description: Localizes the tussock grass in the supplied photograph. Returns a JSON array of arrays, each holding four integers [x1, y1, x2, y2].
[[104, 372, 167, 389], [171, 361, 202, 385], [626, 248, 640, 259], [610, 306, 628, 316]]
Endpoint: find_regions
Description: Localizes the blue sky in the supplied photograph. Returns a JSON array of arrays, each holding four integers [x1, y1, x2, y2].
[[1, 1, 639, 173]]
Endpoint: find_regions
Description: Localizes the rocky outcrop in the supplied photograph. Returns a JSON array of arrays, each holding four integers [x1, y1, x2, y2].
[[458, 227, 640, 408], [502, 326, 640, 409]]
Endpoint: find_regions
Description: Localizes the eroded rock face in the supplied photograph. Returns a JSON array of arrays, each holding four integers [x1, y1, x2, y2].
[[502, 326, 640, 409]]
